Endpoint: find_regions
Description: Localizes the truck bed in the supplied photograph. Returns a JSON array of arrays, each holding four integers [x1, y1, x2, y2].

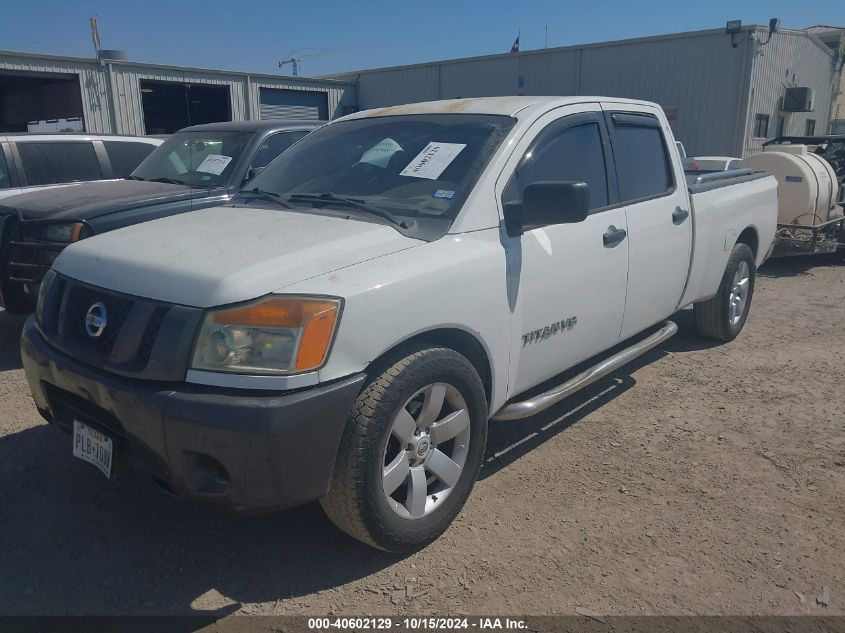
[[679, 170, 778, 308], [685, 168, 769, 192]]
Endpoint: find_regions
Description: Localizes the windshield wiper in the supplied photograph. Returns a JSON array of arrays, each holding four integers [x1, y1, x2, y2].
[[150, 177, 187, 185], [241, 188, 292, 209], [287, 192, 408, 229], [125, 175, 146, 181]]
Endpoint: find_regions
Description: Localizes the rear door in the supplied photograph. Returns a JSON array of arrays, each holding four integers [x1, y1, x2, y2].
[[501, 104, 629, 396], [603, 105, 691, 339]]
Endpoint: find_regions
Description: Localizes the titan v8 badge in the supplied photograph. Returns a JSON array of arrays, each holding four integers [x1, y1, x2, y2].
[[523, 316, 577, 347]]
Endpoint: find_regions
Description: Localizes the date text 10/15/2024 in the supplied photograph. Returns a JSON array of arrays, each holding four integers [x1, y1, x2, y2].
[[307, 618, 529, 630]]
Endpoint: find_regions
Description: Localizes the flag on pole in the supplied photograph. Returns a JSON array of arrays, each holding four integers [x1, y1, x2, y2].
[[510, 31, 520, 53]]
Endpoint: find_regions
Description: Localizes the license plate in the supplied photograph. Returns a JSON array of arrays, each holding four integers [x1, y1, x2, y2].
[[72, 420, 113, 479]]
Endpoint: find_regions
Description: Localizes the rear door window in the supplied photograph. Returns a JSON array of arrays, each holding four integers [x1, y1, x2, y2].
[[104, 141, 158, 178], [17, 141, 102, 186], [251, 131, 309, 169], [608, 113, 674, 202]]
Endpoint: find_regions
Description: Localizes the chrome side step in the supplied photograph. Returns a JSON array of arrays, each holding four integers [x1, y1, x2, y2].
[[492, 320, 678, 421]]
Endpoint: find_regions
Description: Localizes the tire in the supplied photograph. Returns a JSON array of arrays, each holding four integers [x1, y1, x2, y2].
[[320, 344, 488, 552], [694, 243, 756, 341]]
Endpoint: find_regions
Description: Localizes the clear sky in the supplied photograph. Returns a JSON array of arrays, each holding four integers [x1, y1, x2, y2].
[[1, 0, 842, 77]]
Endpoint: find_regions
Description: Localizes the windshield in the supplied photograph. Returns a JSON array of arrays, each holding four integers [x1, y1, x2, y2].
[[239, 114, 515, 220], [131, 130, 253, 187]]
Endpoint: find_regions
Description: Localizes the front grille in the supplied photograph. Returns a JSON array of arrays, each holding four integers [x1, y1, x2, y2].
[[136, 306, 168, 365], [38, 274, 203, 381], [63, 283, 134, 353], [6, 240, 62, 284]]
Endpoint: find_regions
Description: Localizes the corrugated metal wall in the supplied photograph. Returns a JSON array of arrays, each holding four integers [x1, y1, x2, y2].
[[1, 52, 355, 136], [351, 31, 753, 156], [247, 76, 352, 120], [0, 52, 112, 133], [348, 28, 836, 157], [578, 33, 751, 156], [744, 29, 836, 155], [347, 65, 440, 107], [109, 63, 353, 135], [109, 64, 249, 136]]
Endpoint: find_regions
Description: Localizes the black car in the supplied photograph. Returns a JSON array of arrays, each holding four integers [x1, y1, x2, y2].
[[0, 120, 320, 313]]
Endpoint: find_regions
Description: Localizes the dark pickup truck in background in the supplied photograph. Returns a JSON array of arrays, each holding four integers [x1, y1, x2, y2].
[[0, 119, 320, 313]]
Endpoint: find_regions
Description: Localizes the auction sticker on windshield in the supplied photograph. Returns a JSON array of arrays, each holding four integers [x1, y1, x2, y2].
[[196, 154, 233, 175], [72, 420, 113, 479], [400, 142, 466, 180]]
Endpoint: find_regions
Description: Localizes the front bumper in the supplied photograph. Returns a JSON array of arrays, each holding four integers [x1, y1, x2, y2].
[[21, 317, 365, 512]]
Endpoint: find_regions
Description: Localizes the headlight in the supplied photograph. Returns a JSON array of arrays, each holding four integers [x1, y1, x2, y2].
[[36, 269, 56, 324], [190, 295, 342, 375], [24, 222, 85, 243]]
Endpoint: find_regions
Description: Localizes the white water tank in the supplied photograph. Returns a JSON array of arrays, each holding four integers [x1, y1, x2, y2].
[[739, 145, 840, 226]]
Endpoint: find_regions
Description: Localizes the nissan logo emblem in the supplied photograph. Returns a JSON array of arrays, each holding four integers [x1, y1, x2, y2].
[[85, 301, 108, 338]]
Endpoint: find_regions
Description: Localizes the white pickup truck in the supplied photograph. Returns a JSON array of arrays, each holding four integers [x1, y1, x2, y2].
[[22, 97, 777, 551]]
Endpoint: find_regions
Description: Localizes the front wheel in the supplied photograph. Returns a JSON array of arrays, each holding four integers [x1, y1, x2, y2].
[[694, 243, 756, 341], [320, 345, 488, 551]]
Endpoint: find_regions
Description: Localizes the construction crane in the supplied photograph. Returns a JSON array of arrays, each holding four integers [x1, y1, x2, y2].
[[278, 47, 353, 76]]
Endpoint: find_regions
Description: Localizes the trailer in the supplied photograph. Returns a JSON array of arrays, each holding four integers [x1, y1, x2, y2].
[[742, 135, 844, 257]]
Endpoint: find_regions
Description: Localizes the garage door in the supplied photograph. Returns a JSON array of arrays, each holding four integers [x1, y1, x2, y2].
[[259, 88, 328, 121], [0, 70, 84, 133], [141, 80, 231, 135]]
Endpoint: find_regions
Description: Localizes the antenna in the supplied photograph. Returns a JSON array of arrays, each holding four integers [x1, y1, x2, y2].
[[278, 46, 354, 76]]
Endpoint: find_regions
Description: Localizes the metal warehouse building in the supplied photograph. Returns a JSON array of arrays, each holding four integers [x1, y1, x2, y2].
[[0, 50, 356, 136], [334, 25, 841, 157]]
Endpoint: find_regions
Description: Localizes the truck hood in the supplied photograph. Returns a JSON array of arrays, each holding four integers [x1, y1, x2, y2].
[[54, 205, 423, 307], [0, 180, 209, 220]]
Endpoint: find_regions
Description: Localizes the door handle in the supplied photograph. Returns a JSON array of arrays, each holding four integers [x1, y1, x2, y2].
[[672, 207, 689, 224], [603, 225, 627, 247]]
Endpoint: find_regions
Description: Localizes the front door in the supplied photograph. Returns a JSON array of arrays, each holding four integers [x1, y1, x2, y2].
[[500, 104, 629, 397], [602, 106, 692, 339]]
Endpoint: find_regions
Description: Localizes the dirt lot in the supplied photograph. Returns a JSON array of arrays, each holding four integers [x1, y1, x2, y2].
[[0, 255, 842, 617]]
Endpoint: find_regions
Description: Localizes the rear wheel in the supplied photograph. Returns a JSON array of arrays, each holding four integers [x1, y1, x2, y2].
[[320, 345, 488, 552], [694, 243, 756, 341]]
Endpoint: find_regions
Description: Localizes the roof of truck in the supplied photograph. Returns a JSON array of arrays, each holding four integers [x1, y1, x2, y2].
[[339, 96, 659, 120]]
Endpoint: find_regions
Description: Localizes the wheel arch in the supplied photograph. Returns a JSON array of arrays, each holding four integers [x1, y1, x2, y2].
[[364, 326, 494, 411], [736, 226, 759, 259]]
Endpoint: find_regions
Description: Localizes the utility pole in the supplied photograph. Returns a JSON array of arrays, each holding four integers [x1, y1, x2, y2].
[[545, 24, 549, 49]]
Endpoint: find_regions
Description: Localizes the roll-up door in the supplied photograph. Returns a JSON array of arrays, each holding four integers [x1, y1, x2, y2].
[[259, 88, 328, 121]]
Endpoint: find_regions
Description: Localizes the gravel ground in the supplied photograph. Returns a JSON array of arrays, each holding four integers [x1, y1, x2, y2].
[[0, 254, 842, 616]]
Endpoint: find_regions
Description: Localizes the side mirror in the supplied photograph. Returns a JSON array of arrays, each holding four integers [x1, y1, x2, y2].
[[503, 181, 590, 236], [245, 166, 265, 182]]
